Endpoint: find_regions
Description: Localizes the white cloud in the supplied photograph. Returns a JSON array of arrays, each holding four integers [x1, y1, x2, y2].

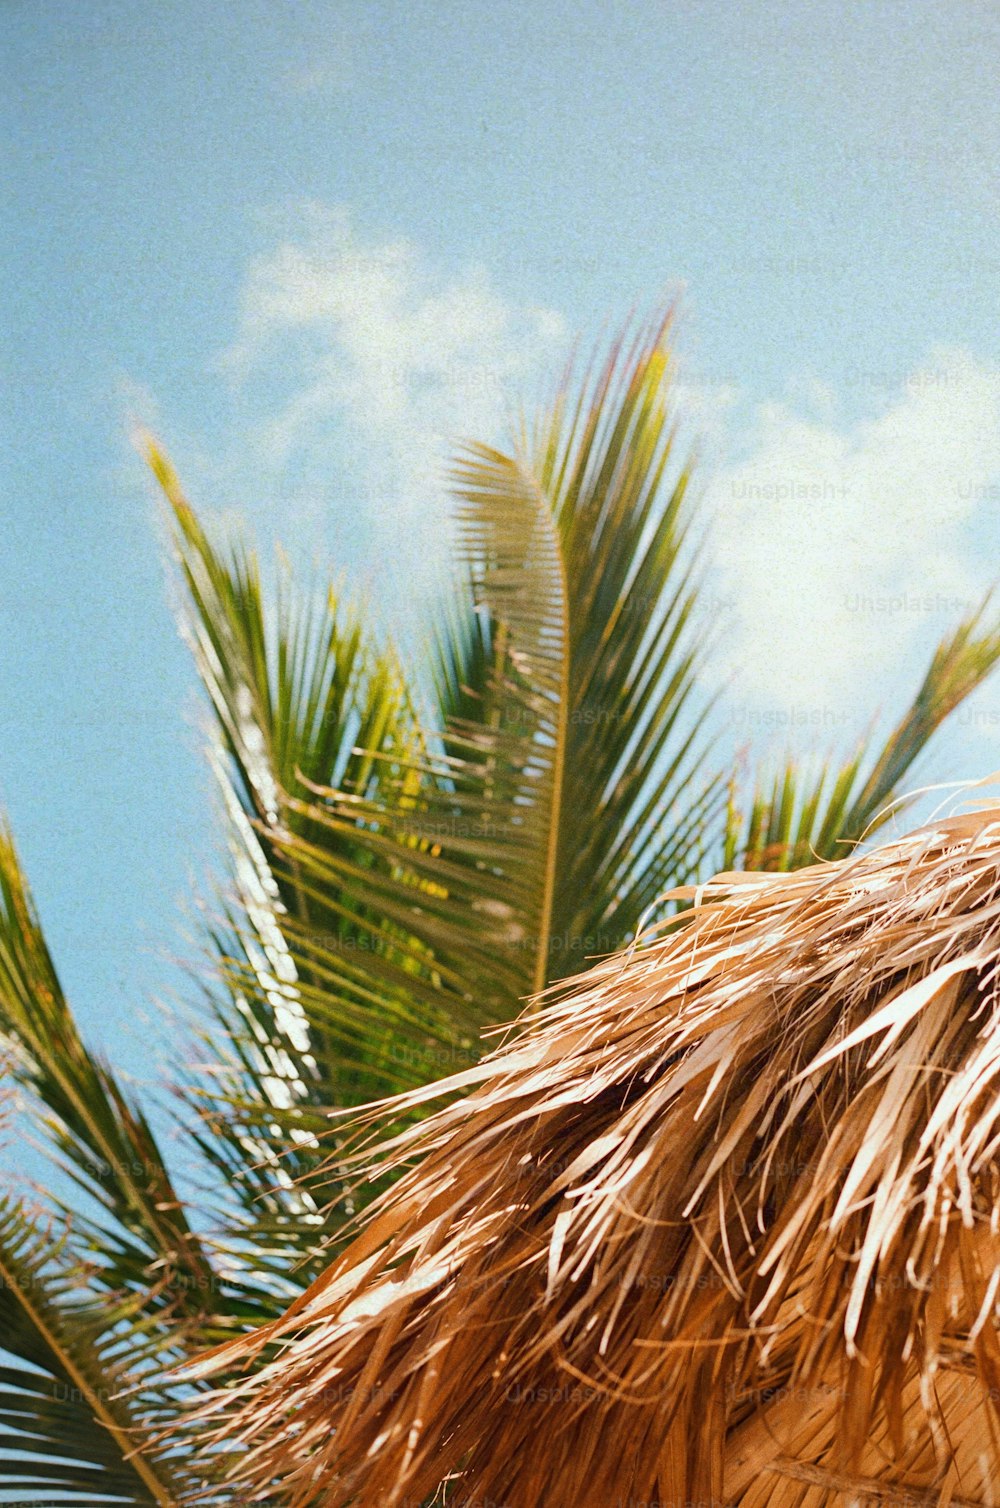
[[707, 345, 1000, 745], [281, 59, 354, 96], [277, 27, 360, 97], [219, 205, 565, 627], [208, 221, 1000, 789], [672, 370, 741, 447]]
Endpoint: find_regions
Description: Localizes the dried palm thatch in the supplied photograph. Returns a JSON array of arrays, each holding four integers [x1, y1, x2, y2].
[[192, 796, 1000, 1506]]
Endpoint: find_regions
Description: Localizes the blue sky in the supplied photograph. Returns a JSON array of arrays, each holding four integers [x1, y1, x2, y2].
[[4, 0, 1000, 1105]]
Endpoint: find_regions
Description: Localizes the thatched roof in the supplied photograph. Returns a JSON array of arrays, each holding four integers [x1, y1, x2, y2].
[[195, 801, 1000, 1506]]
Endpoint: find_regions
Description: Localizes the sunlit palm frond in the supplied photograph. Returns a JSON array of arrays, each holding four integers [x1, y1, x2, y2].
[[524, 311, 725, 961], [729, 595, 1000, 870], [0, 824, 213, 1304], [146, 441, 491, 1268], [263, 313, 724, 1051]]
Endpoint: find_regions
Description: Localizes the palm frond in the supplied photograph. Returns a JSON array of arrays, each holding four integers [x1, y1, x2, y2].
[[0, 1192, 187, 1506], [145, 441, 492, 1269], [254, 313, 724, 1058], [0, 822, 213, 1304], [729, 594, 1000, 870], [529, 313, 724, 963]]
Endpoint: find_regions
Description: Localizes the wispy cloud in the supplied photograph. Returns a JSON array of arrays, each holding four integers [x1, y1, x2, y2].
[[219, 205, 565, 624], [280, 58, 355, 96], [204, 215, 1000, 783], [276, 27, 360, 97], [706, 345, 1000, 748]]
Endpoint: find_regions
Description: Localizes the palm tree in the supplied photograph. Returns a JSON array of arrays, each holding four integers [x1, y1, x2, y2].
[[0, 311, 996, 1503]]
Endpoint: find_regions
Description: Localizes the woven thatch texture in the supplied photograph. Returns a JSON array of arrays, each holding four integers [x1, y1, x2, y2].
[[196, 804, 1000, 1507]]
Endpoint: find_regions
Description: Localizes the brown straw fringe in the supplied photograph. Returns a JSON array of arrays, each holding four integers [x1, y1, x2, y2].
[[188, 800, 1000, 1506]]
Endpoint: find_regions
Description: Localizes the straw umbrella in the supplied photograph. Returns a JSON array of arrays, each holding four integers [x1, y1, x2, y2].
[[192, 799, 1000, 1507]]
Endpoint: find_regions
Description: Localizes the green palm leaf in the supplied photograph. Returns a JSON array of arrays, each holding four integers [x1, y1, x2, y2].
[[145, 441, 493, 1271], [728, 596, 1000, 870], [0, 823, 213, 1304], [0, 1193, 186, 1506], [258, 313, 724, 1045]]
